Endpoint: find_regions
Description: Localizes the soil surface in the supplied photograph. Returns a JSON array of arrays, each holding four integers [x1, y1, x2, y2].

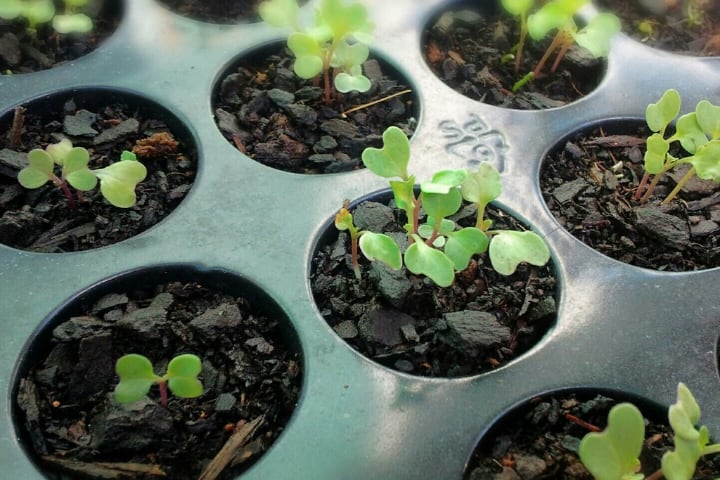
[[465, 392, 720, 479], [155, 0, 306, 24], [16, 280, 302, 480], [311, 199, 557, 377], [0, 1, 121, 73], [214, 44, 417, 174], [422, 6, 605, 109], [540, 123, 720, 271], [597, 0, 720, 56], [0, 97, 197, 252]]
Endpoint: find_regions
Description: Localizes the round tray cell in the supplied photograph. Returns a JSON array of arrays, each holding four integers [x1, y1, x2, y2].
[[421, 0, 608, 110], [539, 119, 720, 271], [0, 87, 199, 253], [11, 264, 304, 480], [0, 0, 124, 74], [310, 188, 558, 378], [155, 0, 308, 24], [464, 388, 720, 479], [212, 41, 420, 174], [595, 0, 720, 56]]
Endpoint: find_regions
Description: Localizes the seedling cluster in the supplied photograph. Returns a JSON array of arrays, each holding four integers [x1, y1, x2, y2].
[[0, 0, 93, 35], [579, 383, 720, 480], [114, 353, 203, 407], [259, 0, 374, 104], [17, 138, 147, 209], [335, 126, 550, 287], [635, 88, 720, 204], [501, 0, 620, 90]]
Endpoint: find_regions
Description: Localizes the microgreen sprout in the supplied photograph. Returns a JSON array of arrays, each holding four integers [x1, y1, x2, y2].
[[635, 88, 720, 204], [579, 383, 720, 480], [114, 353, 203, 408], [259, 0, 374, 105], [17, 138, 147, 208], [335, 126, 550, 287], [0, 0, 93, 35]]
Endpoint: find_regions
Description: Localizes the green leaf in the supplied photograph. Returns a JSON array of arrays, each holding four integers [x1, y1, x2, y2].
[[288, 32, 323, 78], [258, 0, 299, 27], [120, 150, 137, 161], [527, 1, 573, 40], [662, 450, 696, 480], [318, 0, 370, 40], [114, 354, 158, 404], [46, 138, 74, 165], [675, 112, 707, 154], [331, 40, 369, 69], [390, 177, 415, 213], [646, 88, 681, 133], [165, 354, 203, 399], [488, 230, 550, 275], [573, 13, 620, 58], [22, 0, 55, 27], [0, 0, 23, 20], [690, 141, 720, 182], [362, 126, 410, 180], [578, 403, 645, 480], [644, 133, 669, 174], [421, 169, 467, 194], [461, 163, 501, 204], [695, 100, 720, 140], [359, 232, 402, 270], [52, 13, 93, 34], [18, 149, 54, 188], [501, 0, 534, 16], [334, 66, 371, 93], [444, 227, 488, 270], [404, 235, 455, 287], [93, 159, 147, 208], [421, 188, 462, 220], [62, 147, 96, 190]]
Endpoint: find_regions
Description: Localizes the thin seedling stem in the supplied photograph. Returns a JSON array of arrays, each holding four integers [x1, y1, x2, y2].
[[662, 166, 695, 205]]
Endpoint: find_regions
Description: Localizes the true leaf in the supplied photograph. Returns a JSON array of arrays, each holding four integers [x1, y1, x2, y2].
[[362, 126, 410, 179], [46, 138, 74, 165], [404, 236, 455, 287], [646, 88, 681, 133], [359, 232, 402, 270], [421, 169, 467, 194], [488, 230, 550, 275]]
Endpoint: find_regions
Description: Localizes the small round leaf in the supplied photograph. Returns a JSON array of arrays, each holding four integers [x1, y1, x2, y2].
[[359, 232, 402, 270], [404, 237, 455, 287], [489, 230, 550, 275]]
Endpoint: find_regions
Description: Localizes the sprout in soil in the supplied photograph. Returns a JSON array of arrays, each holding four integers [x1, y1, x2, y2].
[[258, 0, 374, 105], [635, 88, 720, 204], [0, 0, 93, 35], [579, 383, 720, 480], [17, 138, 147, 209], [114, 353, 203, 408], [335, 126, 550, 287], [508, 0, 620, 82]]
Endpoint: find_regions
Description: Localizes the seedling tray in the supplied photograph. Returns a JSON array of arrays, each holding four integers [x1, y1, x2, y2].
[[1, 0, 719, 478]]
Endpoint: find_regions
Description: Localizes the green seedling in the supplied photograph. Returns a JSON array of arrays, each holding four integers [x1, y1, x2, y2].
[[259, 0, 374, 105], [501, 0, 534, 73], [17, 138, 147, 209], [0, 0, 93, 34], [114, 353, 203, 407], [525, 0, 620, 78], [580, 383, 720, 480], [635, 88, 720, 204], [335, 126, 550, 287]]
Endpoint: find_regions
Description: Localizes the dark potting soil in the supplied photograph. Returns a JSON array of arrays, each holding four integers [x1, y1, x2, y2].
[[155, 0, 307, 23], [0, 1, 121, 73], [422, 6, 605, 110], [16, 281, 302, 480], [0, 98, 197, 253], [540, 123, 720, 271], [465, 392, 720, 479], [596, 0, 720, 56], [214, 45, 417, 174], [311, 200, 557, 377]]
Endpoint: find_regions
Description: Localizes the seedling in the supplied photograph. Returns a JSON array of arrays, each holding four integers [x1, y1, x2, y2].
[[335, 126, 550, 287], [0, 0, 93, 35], [635, 88, 720, 204], [17, 138, 147, 208], [114, 353, 203, 407], [259, 0, 374, 105], [579, 383, 720, 480]]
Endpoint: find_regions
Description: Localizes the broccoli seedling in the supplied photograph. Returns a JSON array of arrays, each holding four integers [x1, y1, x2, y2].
[[114, 353, 203, 407], [579, 383, 720, 480], [501, 0, 534, 73], [0, 0, 93, 35], [636, 89, 720, 204], [259, 0, 374, 105], [336, 126, 550, 287], [17, 138, 147, 208]]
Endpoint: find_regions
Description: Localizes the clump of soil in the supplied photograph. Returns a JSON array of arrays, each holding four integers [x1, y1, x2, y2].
[[0, 1, 121, 73], [16, 280, 302, 480], [540, 123, 720, 271], [597, 0, 720, 56], [465, 392, 720, 479], [214, 45, 417, 174], [422, 6, 605, 109], [0, 96, 198, 252], [311, 199, 557, 377]]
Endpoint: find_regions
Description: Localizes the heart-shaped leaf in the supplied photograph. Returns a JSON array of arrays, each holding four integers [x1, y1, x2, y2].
[[695, 100, 720, 140], [421, 188, 462, 220], [258, 0, 298, 27], [501, 0, 533, 16], [359, 232, 402, 270], [574, 12, 620, 58], [444, 227, 488, 270], [675, 112, 707, 154], [461, 163, 501, 204], [646, 88, 681, 133], [334, 69, 371, 93], [166, 354, 203, 399], [644, 133, 669, 174], [114, 354, 158, 404], [18, 149, 54, 188], [94, 159, 147, 208], [63, 147, 97, 191], [489, 230, 550, 275], [404, 235, 455, 287], [362, 126, 410, 179], [690, 141, 720, 182]]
